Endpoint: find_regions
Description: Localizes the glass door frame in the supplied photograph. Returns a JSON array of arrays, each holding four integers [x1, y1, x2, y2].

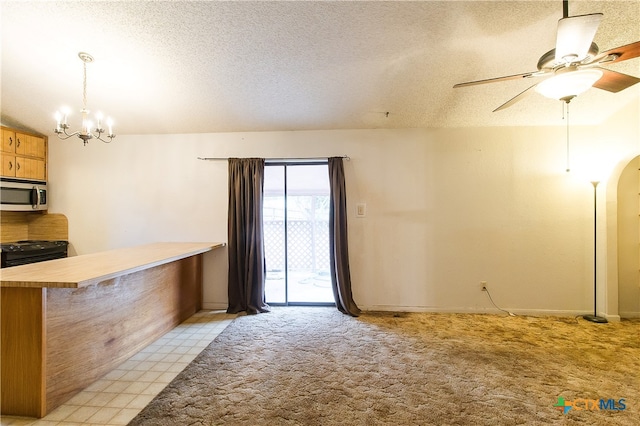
[[264, 160, 335, 307]]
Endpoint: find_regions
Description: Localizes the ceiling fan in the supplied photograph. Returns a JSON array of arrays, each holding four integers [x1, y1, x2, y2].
[[453, 0, 640, 111]]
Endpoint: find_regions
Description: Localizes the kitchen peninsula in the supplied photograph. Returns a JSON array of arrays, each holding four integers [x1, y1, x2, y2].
[[1, 242, 224, 418]]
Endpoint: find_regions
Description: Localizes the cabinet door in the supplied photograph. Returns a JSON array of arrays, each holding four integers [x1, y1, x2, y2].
[[29, 136, 46, 159], [15, 157, 45, 180], [16, 134, 46, 158], [15, 157, 25, 178], [30, 158, 45, 180], [15, 157, 29, 179], [1, 154, 16, 177], [15, 133, 28, 156], [2, 129, 16, 153]]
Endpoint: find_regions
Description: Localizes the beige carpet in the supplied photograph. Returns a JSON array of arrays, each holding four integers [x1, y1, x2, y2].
[[128, 307, 639, 425]]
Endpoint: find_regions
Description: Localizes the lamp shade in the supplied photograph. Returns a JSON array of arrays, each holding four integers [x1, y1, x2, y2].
[[535, 69, 603, 100]]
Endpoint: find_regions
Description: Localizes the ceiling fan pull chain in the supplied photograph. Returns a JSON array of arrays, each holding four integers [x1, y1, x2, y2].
[[565, 100, 571, 172]]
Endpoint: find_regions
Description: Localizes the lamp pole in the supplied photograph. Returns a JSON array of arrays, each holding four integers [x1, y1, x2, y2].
[[583, 181, 608, 323]]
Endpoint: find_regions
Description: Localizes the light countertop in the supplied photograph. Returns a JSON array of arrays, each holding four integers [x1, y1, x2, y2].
[[0, 242, 225, 289]]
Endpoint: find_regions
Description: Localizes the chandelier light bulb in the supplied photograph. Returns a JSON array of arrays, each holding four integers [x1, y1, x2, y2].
[[86, 121, 94, 135], [54, 112, 62, 131], [95, 111, 104, 131], [81, 109, 90, 135], [61, 107, 70, 126], [107, 117, 114, 136]]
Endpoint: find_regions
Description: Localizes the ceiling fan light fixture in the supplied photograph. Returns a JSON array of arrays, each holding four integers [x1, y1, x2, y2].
[[535, 68, 603, 100]]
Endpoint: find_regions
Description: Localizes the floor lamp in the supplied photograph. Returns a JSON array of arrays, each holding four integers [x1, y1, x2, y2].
[[583, 181, 608, 323]]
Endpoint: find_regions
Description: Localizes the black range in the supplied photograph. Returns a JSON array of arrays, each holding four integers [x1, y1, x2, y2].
[[0, 240, 69, 268]]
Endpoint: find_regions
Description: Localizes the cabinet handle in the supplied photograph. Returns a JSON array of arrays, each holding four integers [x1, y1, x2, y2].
[[16, 137, 21, 148], [16, 162, 20, 171], [9, 137, 13, 146], [8, 161, 13, 170]]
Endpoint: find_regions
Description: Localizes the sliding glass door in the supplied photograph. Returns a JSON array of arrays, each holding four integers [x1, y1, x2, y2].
[[263, 163, 334, 305]]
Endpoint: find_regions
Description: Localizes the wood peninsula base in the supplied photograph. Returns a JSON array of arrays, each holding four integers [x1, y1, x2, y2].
[[1, 242, 224, 418]]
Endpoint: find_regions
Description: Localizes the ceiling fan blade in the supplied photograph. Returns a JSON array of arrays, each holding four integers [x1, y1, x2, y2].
[[592, 68, 640, 93], [453, 71, 539, 88], [493, 84, 539, 112], [596, 40, 640, 65], [555, 13, 603, 63]]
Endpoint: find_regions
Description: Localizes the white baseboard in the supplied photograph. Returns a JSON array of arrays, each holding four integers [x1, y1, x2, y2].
[[603, 313, 621, 322], [359, 304, 621, 319], [200, 302, 628, 320], [202, 302, 228, 310]]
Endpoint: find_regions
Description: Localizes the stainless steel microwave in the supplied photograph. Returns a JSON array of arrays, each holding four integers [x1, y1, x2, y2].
[[0, 178, 48, 211]]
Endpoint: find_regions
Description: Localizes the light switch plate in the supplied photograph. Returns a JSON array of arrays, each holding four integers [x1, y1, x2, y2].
[[356, 203, 366, 218]]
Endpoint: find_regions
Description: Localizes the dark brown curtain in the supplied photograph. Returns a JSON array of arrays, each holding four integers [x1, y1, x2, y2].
[[227, 158, 270, 315], [328, 157, 361, 317]]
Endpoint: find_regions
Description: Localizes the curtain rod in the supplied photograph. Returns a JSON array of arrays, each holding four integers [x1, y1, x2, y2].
[[197, 155, 350, 161]]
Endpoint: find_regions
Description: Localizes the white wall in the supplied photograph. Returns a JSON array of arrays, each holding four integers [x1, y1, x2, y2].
[[617, 157, 640, 318], [47, 101, 640, 315], [604, 96, 640, 320]]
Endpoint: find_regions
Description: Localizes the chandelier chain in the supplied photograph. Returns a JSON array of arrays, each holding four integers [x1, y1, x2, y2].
[[83, 61, 88, 110], [566, 101, 570, 172]]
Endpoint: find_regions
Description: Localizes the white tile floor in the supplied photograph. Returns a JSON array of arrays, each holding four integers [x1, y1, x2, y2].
[[0, 310, 236, 426]]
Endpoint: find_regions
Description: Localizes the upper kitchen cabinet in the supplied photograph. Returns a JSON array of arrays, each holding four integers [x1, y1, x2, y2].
[[1, 127, 47, 181], [16, 133, 46, 158], [1, 128, 17, 177], [1, 128, 16, 152]]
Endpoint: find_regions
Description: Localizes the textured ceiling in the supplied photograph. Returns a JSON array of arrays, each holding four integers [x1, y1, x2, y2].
[[1, 0, 639, 137]]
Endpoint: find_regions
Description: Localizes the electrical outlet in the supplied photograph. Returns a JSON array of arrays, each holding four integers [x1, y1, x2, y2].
[[480, 281, 487, 291]]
